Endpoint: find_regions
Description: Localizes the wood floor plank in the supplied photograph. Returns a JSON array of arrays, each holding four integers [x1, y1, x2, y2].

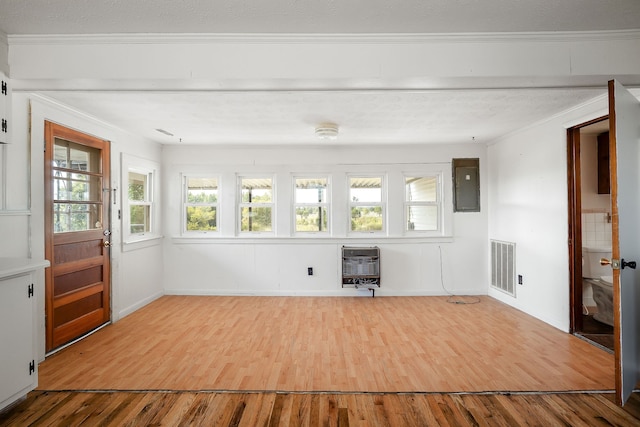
[[149, 392, 197, 426], [0, 391, 70, 426], [267, 393, 287, 427], [238, 393, 277, 427], [456, 394, 508, 427], [582, 393, 640, 426]]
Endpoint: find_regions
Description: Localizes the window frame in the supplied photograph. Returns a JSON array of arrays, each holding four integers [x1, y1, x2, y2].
[[182, 174, 220, 235], [128, 169, 153, 234], [403, 173, 443, 235], [237, 174, 275, 235], [122, 154, 161, 245], [292, 175, 331, 235], [347, 174, 387, 235]]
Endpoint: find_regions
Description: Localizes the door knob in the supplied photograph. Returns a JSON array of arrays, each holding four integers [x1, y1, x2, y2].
[[103, 241, 111, 247], [600, 258, 635, 269]]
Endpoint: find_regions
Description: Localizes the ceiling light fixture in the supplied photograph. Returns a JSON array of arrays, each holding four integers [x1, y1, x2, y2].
[[315, 123, 339, 140]]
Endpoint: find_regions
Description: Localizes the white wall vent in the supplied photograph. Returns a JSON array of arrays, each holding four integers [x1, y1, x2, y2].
[[491, 240, 516, 297]]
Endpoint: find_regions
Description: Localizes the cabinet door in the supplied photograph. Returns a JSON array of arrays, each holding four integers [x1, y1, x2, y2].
[[0, 71, 8, 144], [0, 275, 34, 406]]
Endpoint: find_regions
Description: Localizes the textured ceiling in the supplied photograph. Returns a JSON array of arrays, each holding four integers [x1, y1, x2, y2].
[[1, 0, 640, 34], [1, 1, 638, 145], [39, 88, 606, 145]]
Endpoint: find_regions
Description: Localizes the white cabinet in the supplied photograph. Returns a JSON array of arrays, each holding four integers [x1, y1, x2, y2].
[[0, 259, 48, 413]]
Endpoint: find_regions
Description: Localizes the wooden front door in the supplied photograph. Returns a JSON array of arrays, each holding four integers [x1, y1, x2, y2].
[[44, 121, 111, 352]]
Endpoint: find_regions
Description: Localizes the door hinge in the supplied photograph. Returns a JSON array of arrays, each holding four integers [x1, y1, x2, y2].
[[29, 360, 35, 375], [28, 283, 34, 298], [1, 80, 7, 95], [1, 118, 7, 133]]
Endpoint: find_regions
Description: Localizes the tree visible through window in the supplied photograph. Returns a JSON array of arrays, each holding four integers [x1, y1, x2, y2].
[[349, 176, 384, 232], [239, 177, 273, 232], [185, 177, 218, 231], [52, 140, 102, 233], [128, 171, 151, 234], [294, 177, 329, 232]]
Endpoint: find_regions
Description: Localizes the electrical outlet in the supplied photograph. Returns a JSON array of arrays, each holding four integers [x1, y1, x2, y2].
[[518, 274, 523, 285], [308, 267, 313, 276]]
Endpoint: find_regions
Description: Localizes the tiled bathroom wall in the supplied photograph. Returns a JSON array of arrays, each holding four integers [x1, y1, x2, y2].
[[582, 210, 612, 248]]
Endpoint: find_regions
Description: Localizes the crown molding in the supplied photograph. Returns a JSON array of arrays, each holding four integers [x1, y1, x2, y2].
[[7, 29, 640, 45]]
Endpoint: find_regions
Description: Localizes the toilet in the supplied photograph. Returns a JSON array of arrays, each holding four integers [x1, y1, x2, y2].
[[582, 247, 614, 326], [592, 275, 614, 326]]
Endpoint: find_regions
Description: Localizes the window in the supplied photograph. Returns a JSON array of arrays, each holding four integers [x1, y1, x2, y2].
[[184, 177, 219, 232], [349, 176, 385, 232], [239, 176, 274, 233], [405, 176, 439, 232], [128, 171, 152, 234], [52, 140, 103, 233], [122, 154, 160, 244], [294, 177, 329, 233]]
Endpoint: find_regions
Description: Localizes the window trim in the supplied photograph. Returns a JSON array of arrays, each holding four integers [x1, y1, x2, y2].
[[237, 174, 276, 235], [182, 174, 220, 235], [347, 173, 387, 235], [292, 175, 331, 235], [121, 154, 161, 245], [401, 164, 453, 237]]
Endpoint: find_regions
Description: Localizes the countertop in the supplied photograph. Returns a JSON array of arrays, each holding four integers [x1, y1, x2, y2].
[[0, 257, 50, 280]]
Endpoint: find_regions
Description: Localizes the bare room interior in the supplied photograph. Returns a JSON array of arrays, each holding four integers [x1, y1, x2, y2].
[[1, 1, 640, 425]]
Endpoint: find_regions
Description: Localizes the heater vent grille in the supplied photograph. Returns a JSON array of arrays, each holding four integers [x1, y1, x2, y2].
[[491, 240, 516, 297]]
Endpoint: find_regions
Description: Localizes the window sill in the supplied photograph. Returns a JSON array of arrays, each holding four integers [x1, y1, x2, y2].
[[171, 235, 453, 245], [122, 235, 163, 252]]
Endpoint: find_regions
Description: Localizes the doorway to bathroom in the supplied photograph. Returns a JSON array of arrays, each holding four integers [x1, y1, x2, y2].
[[567, 116, 614, 352]]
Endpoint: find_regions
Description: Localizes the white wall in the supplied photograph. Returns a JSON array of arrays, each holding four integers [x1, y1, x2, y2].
[[0, 31, 8, 75], [487, 94, 620, 331], [10, 94, 164, 360], [162, 144, 488, 296]]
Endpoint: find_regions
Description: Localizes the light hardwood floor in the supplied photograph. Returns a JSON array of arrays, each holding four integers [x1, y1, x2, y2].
[[5, 295, 639, 426], [37, 295, 613, 393]]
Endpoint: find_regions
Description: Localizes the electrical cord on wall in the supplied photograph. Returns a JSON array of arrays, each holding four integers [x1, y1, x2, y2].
[[438, 245, 481, 305]]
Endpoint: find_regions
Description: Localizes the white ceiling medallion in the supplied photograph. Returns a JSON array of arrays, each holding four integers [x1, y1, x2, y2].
[[315, 123, 339, 140]]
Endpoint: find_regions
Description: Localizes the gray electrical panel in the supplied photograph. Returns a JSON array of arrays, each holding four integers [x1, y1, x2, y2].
[[453, 158, 480, 212]]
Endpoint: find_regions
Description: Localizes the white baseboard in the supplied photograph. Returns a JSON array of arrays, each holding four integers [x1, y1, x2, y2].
[[163, 288, 487, 297], [118, 291, 164, 319]]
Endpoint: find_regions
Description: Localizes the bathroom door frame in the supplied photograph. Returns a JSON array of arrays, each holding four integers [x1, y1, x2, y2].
[[567, 115, 609, 334]]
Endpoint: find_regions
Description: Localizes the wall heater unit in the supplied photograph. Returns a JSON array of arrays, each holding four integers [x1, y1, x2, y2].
[[342, 246, 380, 297], [491, 240, 516, 297]]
